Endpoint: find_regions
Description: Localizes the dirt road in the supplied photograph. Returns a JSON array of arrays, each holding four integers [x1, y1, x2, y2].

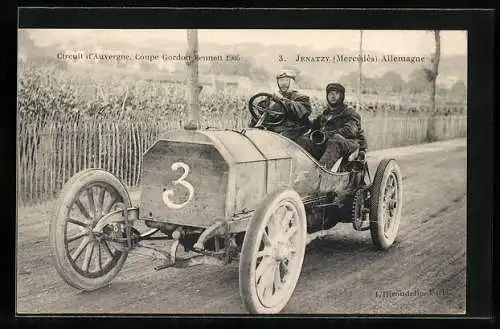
[[16, 139, 467, 314]]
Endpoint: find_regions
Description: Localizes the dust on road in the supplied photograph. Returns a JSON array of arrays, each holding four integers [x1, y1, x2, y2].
[[16, 140, 467, 314]]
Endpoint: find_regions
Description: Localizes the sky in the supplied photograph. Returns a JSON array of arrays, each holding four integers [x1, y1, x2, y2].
[[26, 29, 467, 56]]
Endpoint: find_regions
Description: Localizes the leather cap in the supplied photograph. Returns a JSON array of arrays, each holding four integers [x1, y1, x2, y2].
[[326, 83, 345, 94], [276, 69, 297, 79]]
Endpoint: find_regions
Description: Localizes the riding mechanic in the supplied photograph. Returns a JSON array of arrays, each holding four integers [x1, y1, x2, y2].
[[309, 83, 368, 168]]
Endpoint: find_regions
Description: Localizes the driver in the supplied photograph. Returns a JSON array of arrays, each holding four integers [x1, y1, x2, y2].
[[309, 83, 368, 168], [249, 70, 313, 144]]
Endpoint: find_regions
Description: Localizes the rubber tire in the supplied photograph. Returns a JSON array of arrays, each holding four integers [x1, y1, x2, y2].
[[369, 159, 403, 250], [50, 168, 131, 291], [239, 188, 307, 314]]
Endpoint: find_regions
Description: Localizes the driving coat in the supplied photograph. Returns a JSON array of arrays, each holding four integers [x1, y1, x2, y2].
[[311, 104, 368, 151]]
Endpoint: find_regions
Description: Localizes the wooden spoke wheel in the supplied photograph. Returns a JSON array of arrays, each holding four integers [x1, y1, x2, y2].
[[369, 159, 403, 250], [239, 188, 307, 314], [50, 169, 132, 291]]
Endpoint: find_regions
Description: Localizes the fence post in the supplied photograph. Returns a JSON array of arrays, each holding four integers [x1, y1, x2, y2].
[[127, 124, 132, 186], [73, 121, 78, 177], [111, 121, 116, 176], [382, 105, 388, 148], [132, 123, 138, 186], [185, 29, 200, 130], [106, 121, 111, 172], [98, 122, 102, 169], [83, 122, 87, 170]]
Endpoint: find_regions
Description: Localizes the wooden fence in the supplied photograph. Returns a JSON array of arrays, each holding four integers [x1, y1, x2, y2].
[[17, 115, 466, 206]]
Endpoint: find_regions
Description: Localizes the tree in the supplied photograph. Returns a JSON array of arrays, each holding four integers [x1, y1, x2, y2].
[[356, 30, 363, 111], [437, 85, 449, 96], [18, 30, 36, 54], [339, 71, 377, 94], [287, 67, 319, 89], [139, 62, 154, 72], [356, 30, 363, 110], [339, 71, 361, 92], [450, 80, 466, 98], [362, 77, 378, 94], [426, 30, 441, 142], [407, 67, 431, 94], [378, 71, 406, 93]]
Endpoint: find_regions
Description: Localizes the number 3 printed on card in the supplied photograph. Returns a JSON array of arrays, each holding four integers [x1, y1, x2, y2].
[[162, 162, 194, 209]]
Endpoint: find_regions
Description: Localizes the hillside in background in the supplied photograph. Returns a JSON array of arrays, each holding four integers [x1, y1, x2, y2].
[[20, 31, 467, 91]]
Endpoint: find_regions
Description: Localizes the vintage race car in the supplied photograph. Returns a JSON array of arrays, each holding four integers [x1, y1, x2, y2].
[[50, 93, 403, 314]]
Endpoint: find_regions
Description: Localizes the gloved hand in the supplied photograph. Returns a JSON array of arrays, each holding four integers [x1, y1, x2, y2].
[[323, 129, 339, 139], [271, 93, 284, 103]]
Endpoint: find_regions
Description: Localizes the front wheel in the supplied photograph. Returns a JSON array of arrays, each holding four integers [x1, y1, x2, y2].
[[369, 159, 403, 250], [50, 169, 132, 291], [239, 188, 307, 314]]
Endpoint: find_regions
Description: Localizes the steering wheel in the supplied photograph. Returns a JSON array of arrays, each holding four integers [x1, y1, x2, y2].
[[248, 92, 287, 128]]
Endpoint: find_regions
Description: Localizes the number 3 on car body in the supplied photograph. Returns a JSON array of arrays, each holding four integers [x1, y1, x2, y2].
[[162, 162, 194, 209]]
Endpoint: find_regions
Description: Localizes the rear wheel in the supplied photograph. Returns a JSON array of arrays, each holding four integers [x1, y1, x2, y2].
[[50, 169, 132, 291], [239, 188, 307, 314], [369, 159, 403, 250]]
